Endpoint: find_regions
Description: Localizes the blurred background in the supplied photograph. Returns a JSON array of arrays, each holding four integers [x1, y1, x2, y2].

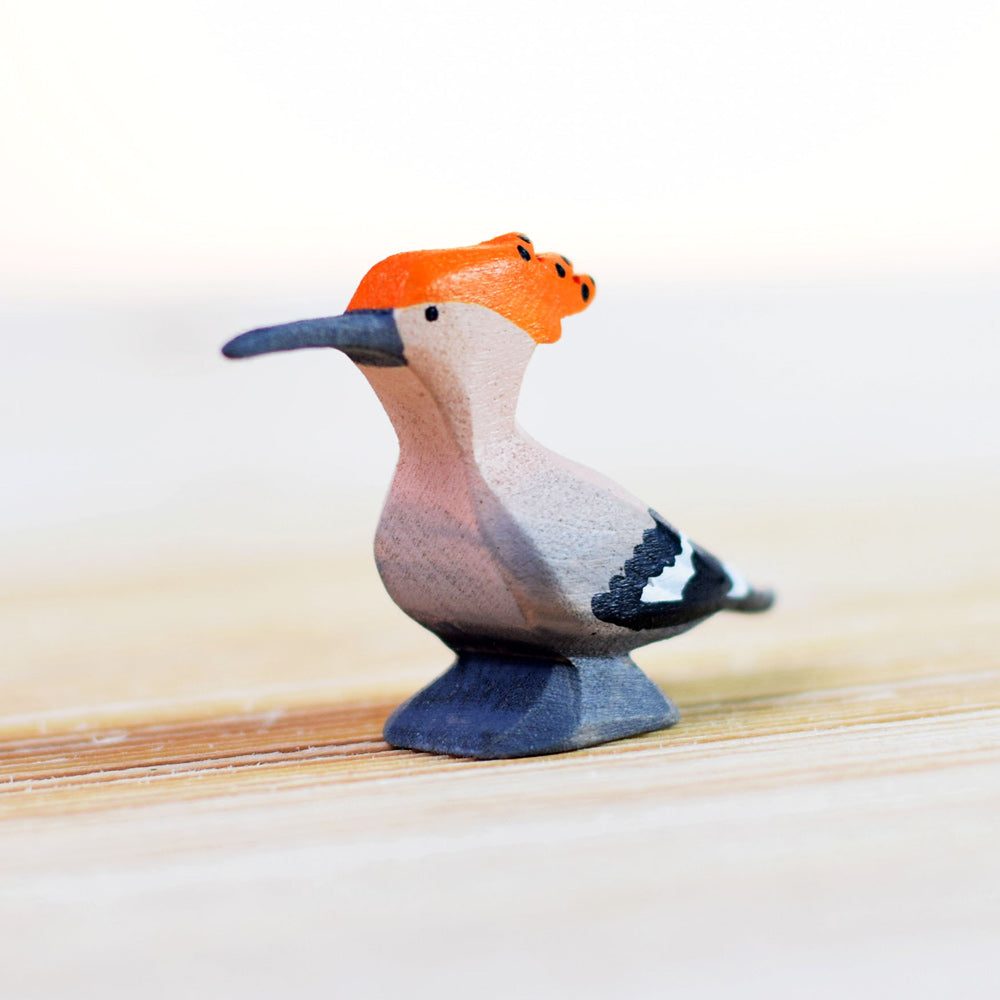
[[0, 0, 1000, 574], [0, 0, 997, 719], [2, 0, 997, 586]]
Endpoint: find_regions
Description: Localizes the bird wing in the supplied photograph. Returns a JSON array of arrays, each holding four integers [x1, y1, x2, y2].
[[591, 509, 773, 632]]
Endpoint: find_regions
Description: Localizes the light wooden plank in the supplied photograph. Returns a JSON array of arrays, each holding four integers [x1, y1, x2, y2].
[[1, 473, 998, 998]]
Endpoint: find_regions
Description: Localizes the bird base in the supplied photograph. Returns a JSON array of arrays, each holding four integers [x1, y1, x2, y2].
[[383, 651, 679, 759]]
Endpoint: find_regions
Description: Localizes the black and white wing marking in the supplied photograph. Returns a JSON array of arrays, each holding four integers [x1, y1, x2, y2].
[[591, 510, 772, 631]]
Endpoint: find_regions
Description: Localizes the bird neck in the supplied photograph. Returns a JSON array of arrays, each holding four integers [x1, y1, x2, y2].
[[361, 344, 532, 468]]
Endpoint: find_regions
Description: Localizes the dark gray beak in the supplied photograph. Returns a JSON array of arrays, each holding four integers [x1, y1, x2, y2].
[[222, 308, 406, 367]]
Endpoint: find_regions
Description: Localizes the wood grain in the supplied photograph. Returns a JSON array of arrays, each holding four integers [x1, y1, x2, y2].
[[2, 473, 998, 998], [3, 659, 998, 821]]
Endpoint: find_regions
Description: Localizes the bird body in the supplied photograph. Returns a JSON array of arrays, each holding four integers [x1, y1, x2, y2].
[[223, 234, 773, 758]]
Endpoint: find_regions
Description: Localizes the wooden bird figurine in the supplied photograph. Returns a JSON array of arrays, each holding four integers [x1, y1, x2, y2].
[[223, 234, 773, 758]]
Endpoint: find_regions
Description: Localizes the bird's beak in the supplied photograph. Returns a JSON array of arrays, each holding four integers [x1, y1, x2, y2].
[[221, 309, 406, 367]]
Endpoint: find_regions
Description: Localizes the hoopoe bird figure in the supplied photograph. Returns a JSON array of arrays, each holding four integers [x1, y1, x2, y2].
[[223, 234, 774, 758]]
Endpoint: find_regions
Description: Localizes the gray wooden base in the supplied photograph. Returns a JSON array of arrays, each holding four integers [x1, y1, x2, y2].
[[383, 652, 679, 759]]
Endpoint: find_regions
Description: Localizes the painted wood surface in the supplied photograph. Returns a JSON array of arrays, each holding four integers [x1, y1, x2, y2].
[[222, 235, 772, 755], [1, 473, 997, 998]]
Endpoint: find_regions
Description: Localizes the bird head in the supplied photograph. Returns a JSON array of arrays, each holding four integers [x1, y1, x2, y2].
[[221, 233, 595, 374]]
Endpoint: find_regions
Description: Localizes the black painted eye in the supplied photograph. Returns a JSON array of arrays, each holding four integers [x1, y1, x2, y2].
[[425, 306, 439, 321], [517, 245, 531, 261], [555, 262, 566, 278], [581, 283, 590, 302]]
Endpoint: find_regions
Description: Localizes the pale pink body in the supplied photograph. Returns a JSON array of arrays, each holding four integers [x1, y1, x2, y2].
[[363, 303, 687, 657]]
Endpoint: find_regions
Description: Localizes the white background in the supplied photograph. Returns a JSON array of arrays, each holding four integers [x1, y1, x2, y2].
[[1, 0, 997, 566]]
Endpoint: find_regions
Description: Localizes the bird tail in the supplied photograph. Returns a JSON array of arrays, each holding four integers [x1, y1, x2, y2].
[[724, 587, 775, 613]]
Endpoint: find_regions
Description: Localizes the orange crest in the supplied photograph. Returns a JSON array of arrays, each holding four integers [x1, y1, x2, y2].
[[347, 233, 595, 344]]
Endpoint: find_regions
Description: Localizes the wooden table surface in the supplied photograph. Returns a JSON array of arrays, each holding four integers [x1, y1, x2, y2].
[[2, 472, 998, 999]]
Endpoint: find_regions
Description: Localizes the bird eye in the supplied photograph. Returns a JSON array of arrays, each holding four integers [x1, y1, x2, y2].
[[425, 306, 439, 321]]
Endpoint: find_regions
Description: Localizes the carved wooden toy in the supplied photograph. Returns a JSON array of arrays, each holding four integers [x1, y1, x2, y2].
[[223, 234, 774, 758]]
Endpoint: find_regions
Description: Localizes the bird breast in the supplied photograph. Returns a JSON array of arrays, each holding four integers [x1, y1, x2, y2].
[[374, 452, 533, 643], [374, 432, 663, 655]]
